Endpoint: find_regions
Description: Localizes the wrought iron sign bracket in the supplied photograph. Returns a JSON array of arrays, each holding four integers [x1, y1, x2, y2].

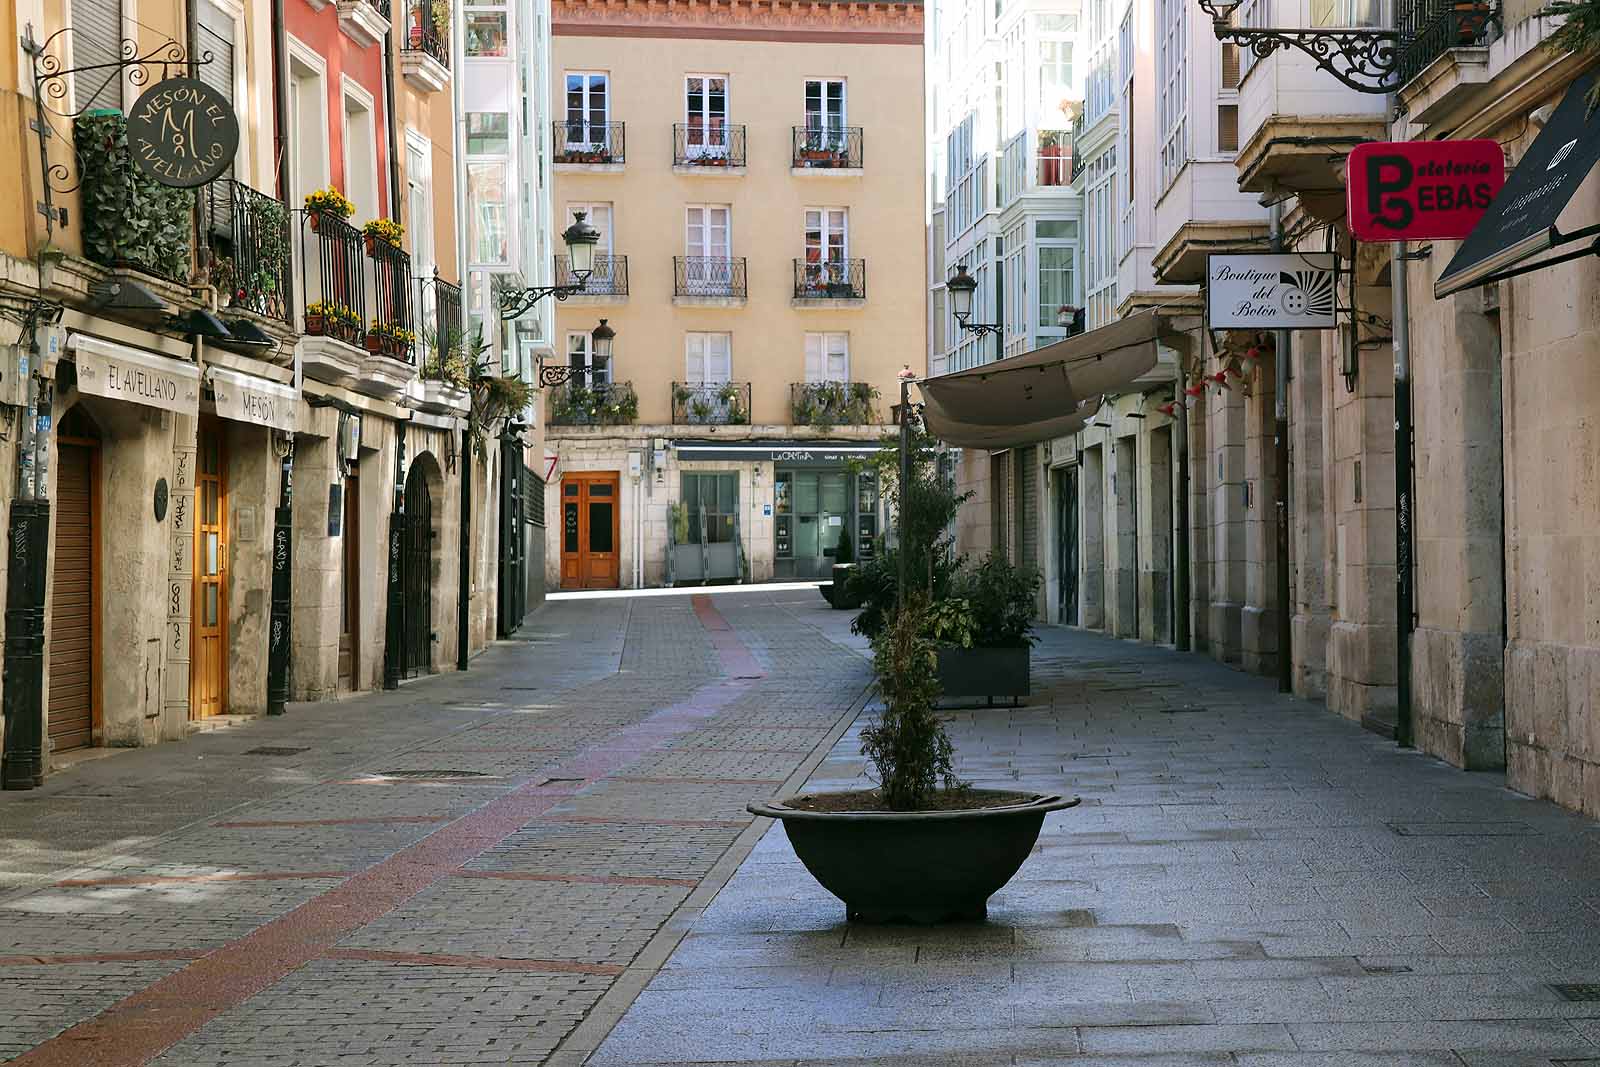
[[957, 322, 1004, 338], [1193, 1, 1398, 94], [22, 22, 215, 243], [535, 357, 582, 389]]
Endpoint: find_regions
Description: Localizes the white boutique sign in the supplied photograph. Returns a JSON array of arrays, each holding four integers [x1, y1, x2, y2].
[[1207, 253, 1338, 330]]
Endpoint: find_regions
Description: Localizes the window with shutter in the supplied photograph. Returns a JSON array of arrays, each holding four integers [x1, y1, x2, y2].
[[1220, 43, 1241, 89], [685, 333, 731, 385], [804, 333, 848, 382], [1217, 104, 1239, 153], [71, 0, 123, 112]]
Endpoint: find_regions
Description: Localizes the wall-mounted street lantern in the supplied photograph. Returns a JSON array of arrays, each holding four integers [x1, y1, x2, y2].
[[1193, 0, 1399, 93], [946, 264, 1002, 338], [538, 319, 615, 388], [498, 210, 603, 320]]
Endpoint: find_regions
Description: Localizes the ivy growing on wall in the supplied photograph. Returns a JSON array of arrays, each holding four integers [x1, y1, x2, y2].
[[74, 111, 192, 280]]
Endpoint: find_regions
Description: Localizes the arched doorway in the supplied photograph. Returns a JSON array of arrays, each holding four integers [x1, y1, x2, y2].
[[51, 405, 101, 752], [402, 459, 433, 677]]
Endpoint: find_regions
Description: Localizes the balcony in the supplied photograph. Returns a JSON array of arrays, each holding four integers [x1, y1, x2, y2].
[[791, 126, 863, 175], [673, 123, 747, 174], [549, 380, 639, 427], [206, 179, 292, 324], [1069, 112, 1086, 182], [1394, 0, 1499, 117], [336, 0, 390, 47], [299, 212, 368, 386], [400, 0, 450, 93], [792, 258, 866, 307], [673, 256, 747, 306], [790, 381, 880, 430], [416, 273, 469, 415], [554, 121, 626, 170], [555, 253, 628, 302], [359, 237, 415, 399], [672, 381, 751, 426]]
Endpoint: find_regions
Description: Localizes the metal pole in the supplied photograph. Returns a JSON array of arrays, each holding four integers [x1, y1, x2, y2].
[[384, 423, 406, 690], [1174, 363, 1191, 652], [1393, 239, 1414, 747], [897, 377, 911, 600], [457, 428, 470, 671], [266, 442, 293, 715], [1271, 201, 1292, 693], [2, 338, 51, 790]]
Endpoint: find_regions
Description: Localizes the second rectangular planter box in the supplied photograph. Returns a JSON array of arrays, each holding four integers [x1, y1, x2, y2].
[[935, 645, 1030, 700]]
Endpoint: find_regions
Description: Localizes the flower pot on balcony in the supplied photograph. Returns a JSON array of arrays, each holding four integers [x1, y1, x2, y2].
[[305, 313, 326, 336], [365, 331, 384, 354], [409, 24, 424, 45], [1454, 0, 1491, 41]]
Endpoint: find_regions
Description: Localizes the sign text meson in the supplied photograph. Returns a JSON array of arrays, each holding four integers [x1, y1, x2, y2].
[[1207, 253, 1338, 330], [1347, 140, 1505, 242], [126, 77, 241, 188]]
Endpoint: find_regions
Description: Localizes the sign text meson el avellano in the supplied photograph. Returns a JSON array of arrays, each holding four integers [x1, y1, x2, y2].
[[126, 77, 240, 188]]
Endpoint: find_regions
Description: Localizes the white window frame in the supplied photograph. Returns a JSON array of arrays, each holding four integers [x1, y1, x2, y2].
[[804, 332, 850, 383], [566, 329, 610, 386], [340, 75, 380, 224], [684, 73, 730, 156], [564, 71, 610, 146], [285, 37, 330, 211], [803, 77, 848, 128], [1158, 0, 1188, 189], [684, 332, 733, 385], [685, 204, 732, 258]]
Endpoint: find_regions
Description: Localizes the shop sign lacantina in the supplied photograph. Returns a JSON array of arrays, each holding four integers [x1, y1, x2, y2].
[[671, 441, 882, 466], [1206, 254, 1338, 330], [207, 365, 297, 433], [69, 334, 199, 415], [1436, 73, 1600, 297]]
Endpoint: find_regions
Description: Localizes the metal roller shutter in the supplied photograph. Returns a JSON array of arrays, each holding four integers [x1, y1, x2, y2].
[[49, 442, 95, 752], [71, 0, 123, 112], [1017, 446, 1039, 572]]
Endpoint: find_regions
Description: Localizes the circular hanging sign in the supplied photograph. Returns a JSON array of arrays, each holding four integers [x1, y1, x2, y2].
[[126, 77, 240, 188]]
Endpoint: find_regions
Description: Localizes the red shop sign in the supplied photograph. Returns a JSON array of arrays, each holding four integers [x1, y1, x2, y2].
[[1347, 140, 1505, 242]]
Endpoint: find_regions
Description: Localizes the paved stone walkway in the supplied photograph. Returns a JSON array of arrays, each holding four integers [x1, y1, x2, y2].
[[590, 627, 1600, 1067], [0, 590, 871, 1066]]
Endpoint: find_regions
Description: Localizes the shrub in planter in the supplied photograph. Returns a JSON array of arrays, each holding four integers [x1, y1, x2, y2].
[[74, 111, 192, 279]]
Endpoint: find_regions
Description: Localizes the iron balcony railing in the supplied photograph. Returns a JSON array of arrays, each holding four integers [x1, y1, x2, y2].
[[301, 211, 366, 346], [367, 238, 415, 364], [1038, 133, 1072, 187], [792, 125, 863, 169], [1069, 113, 1086, 182], [555, 253, 629, 296], [790, 381, 880, 428], [207, 179, 292, 323], [553, 120, 626, 164], [674, 256, 747, 299], [793, 258, 866, 300], [549, 380, 639, 426], [402, 0, 448, 66], [673, 123, 747, 167], [672, 381, 751, 426], [1395, 0, 1498, 86], [416, 272, 463, 378]]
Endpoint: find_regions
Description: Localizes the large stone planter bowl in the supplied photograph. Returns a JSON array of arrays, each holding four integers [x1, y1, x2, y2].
[[748, 793, 1079, 923]]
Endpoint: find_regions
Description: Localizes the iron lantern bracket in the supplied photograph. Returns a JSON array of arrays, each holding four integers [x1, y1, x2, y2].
[[498, 281, 587, 321], [958, 321, 1004, 338], [1194, 2, 1399, 94], [536, 359, 582, 389]]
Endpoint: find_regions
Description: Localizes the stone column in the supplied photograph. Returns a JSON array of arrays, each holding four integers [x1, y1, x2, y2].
[[1111, 436, 1137, 638], [1242, 355, 1279, 676], [1080, 443, 1106, 630], [1139, 422, 1174, 644], [1187, 392, 1212, 654], [1208, 384, 1246, 665], [1291, 330, 1331, 700]]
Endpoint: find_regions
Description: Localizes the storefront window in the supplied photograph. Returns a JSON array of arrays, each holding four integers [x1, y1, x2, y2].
[[682, 473, 737, 544]]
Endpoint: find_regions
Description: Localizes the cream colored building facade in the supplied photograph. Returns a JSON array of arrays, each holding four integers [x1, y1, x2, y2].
[[545, 0, 925, 590]]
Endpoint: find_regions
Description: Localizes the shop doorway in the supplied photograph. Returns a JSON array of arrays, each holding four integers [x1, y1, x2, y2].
[[560, 472, 620, 589], [338, 472, 359, 690], [50, 405, 101, 752], [1057, 465, 1079, 626], [192, 418, 228, 718], [775, 468, 875, 580], [402, 462, 433, 677]]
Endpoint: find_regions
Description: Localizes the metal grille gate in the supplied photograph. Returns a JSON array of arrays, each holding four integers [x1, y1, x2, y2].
[[402, 464, 432, 678]]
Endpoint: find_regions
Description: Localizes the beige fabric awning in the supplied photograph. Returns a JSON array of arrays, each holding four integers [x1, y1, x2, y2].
[[919, 310, 1170, 449]]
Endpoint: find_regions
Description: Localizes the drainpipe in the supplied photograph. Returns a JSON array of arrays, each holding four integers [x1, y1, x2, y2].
[[1, 323, 53, 791], [1393, 237, 1414, 747], [382, 33, 402, 222], [1174, 360, 1191, 652], [1270, 201, 1292, 693]]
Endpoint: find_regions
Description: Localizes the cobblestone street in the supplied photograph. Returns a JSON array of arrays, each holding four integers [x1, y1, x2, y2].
[[4, 591, 1600, 1067]]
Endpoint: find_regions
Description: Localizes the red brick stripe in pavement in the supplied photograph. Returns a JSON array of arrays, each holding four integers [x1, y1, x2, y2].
[[455, 870, 699, 888], [10, 596, 759, 1067], [322, 948, 625, 975], [213, 816, 452, 829], [693, 594, 767, 678], [546, 815, 749, 829], [53, 872, 351, 888]]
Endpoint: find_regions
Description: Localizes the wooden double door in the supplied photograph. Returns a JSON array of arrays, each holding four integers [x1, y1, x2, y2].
[[560, 472, 620, 589], [192, 419, 228, 718]]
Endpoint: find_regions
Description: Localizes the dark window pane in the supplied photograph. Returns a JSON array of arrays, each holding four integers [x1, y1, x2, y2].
[[564, 502, 579, 552], [589, 483, 613, 497], [588, 503, 613, 552], [565, 483, 580, 496], [718, 474, 736, 512]]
